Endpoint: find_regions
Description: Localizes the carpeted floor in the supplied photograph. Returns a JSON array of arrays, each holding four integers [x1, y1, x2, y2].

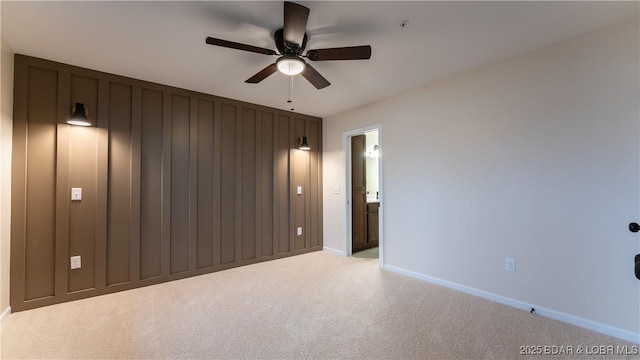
[[353, 247, 379, 259], [0, 251, 635, 359]]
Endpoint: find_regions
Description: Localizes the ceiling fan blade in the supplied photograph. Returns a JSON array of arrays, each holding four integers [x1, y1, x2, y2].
[[301, 63, 330, 89], [206, 37, 277, 56], [306, 46, 372, 61], [283, 2, 309, 48], [245, 63, 278, 83]]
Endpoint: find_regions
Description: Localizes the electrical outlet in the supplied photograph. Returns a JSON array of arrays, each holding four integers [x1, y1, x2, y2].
[[505, 258, 516, 272], [297, 227, 302, 236], [70, 255, 82, 270], [71, 188, 82, 201]]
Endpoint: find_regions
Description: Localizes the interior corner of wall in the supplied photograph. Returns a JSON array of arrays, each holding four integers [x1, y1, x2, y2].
[[0, 305, 11, 322], [0, 30, 13, 317]]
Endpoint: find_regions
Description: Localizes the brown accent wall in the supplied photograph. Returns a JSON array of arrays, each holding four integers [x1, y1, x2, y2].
[[10, 55, 323, 311]]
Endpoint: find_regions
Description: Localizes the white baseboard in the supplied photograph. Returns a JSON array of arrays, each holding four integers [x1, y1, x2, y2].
[[383, 264, 640, 345], [0, 306, 10, 322], [323, 246, 346, 256]]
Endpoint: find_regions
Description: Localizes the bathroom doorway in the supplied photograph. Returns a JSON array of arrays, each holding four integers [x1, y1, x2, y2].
[[344, 125, 383, 267]]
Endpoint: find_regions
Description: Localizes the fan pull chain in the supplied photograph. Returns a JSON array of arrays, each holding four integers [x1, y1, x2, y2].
[[287, 76, 294, 111]]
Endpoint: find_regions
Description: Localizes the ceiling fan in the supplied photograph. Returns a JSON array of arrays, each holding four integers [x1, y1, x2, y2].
[[205, 1, 372, 89]]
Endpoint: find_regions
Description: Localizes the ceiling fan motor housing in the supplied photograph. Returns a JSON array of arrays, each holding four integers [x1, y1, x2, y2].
[[274, 28, 308, 55]]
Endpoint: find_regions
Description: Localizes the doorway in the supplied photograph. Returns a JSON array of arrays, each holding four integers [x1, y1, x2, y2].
[[344, 125, 383, 267]]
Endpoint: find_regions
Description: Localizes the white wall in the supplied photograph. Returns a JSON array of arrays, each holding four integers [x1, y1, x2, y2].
[[1, 35, 14, 317], [365, 130, 379, 199], [323, 19, 640, 340]]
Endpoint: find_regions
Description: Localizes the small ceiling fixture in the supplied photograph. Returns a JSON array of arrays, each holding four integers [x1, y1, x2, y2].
[[68, 103, 91, 126], [299, 136, 310, 151], [277, 55, 305, 76], [366, 144, 380, 158]]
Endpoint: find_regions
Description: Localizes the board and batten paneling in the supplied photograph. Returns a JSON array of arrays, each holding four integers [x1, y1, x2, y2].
[[10, 55, 323, 311], [170, 94, 191, 275], [107, 82, 133, 287], [67, 74, 99, 293], [260, 112, 275, 257], [139, 88, 164, 280], [18, 66, 57, 301], [196, 99, 216, 269]]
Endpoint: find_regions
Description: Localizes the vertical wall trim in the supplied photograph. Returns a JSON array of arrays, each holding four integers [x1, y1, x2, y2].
[[288, 116, 295, 252], [130, 86, 142, 283], [188, 96, 198, 272], [161, 91, 171, 277], [304, 120, 311, 249], [255, 113, 263, 259], [95, 78, 109, 290], [54, 69, 71, 297], [139, 87, 164, 280], [234, 106, 242, 263], [212, 101, 221, 267], [272, 115, 280, 256], [9, 58, 28, 307], [314, 119, 321, 248]]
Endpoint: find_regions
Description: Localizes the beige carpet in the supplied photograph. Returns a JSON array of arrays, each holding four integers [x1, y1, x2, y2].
[[0, 251, 635, 359]]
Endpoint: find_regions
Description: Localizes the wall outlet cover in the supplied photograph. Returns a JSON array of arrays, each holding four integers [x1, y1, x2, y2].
[[70, 255, 82, 269]]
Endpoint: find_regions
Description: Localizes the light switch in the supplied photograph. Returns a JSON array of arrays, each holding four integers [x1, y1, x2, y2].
[[297, 186, 302, 195], [505, 258, 516, 272], [71, 188, 82, 201], [70, 255, 82, 270], [297, 227, 302, 236]]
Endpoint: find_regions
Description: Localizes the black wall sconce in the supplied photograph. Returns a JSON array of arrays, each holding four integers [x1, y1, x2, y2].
[[628, 223, 639, 280], [635, 254, 640, 280], [299, 136, 310, 151], [67, 102, 91, 126]]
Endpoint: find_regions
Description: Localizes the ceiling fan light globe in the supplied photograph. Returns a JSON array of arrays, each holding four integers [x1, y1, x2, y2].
[[277, 56, 305, 76]]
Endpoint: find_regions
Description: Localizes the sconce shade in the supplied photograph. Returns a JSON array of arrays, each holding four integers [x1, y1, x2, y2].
[[68, 102, 91, 126], [299, 136, 310, 150]]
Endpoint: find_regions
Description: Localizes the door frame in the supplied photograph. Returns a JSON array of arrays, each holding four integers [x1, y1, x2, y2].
[[343, 124, 384, 268]]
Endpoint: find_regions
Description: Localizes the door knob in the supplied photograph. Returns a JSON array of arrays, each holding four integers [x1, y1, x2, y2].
[[629, 223, 639, 233]]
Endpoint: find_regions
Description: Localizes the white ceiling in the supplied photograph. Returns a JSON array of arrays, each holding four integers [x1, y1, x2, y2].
[[2, 1, 637, 118]]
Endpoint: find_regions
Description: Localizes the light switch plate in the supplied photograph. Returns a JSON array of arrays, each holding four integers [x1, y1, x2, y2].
[[505, 258, 516, 272], [70, 255, 82, 269], [71, 188, 82, 201], [297, 186, 302, 195], [297, 227, 302, 236]]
